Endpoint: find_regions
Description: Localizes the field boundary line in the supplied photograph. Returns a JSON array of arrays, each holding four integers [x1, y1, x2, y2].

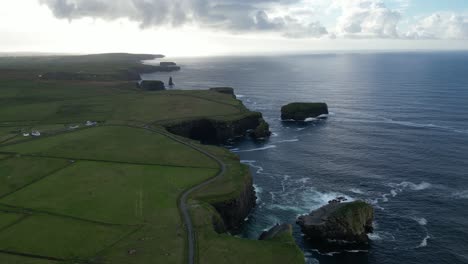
[[0, 203, 144, 228], [0, 250, 65, 262], [0, 162, 74, 200], [0, 152, 218, 170], [0, 214, 30, 234]]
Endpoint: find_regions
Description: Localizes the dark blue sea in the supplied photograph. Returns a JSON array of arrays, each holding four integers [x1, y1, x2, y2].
[[143, 52, 468, 264]]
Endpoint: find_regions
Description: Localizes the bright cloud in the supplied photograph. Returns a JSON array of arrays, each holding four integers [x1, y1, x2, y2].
[[1, 0, 468, 55], [406, 13, 468, 39]]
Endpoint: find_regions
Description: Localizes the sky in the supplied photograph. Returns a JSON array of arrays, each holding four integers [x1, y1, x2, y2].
[[1, 0, 468, 57]]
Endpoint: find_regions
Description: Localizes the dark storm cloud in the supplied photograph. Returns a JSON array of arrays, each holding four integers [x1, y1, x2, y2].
[[39, 0, 328, 37]]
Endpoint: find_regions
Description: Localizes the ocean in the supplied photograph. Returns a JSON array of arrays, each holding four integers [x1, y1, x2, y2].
[[142, 52, 468, 264]]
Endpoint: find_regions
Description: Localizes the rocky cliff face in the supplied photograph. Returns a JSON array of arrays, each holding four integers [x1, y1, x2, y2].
[[212, 172, 256, 233], [297, 201, 374, 246], [165, 112, 269, 144], [138, 80, 166, 91], [209, 87, 236, 98]]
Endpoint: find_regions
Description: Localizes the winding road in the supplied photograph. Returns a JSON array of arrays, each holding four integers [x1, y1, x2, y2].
[[142, 126, 226, 264]]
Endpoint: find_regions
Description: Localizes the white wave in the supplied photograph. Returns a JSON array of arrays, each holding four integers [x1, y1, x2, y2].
[[281, 175, 290, 192], [297, 178, 310, 184], [336, 114, 468, 135], [296, 127, 306, 131], [317, 114, 329, 119], [397, 181, 432, 191], [271, 132, 279, 137], [381, 194, 390, 202], [276, 139, 299, 143], [301, 189, 355, 212], [368, 233, 382, 241], [235, 94, 245, 98], [253, 184, 263, 203], [240, 160, 264, 173], [412, 217, 428, 226], [267, 204, 305, 213], [371, 232, 395, 241], [233, 145, 276, 153], [390, 189, 398, 197], [416, 235, 430, 248], [349, 188, 364, 194], [453, 190, 468, 199], [304, 117, 318, 122]]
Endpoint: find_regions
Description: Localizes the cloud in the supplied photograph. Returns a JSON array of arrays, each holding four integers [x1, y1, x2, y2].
[[405, 13, 468, 39], [38, 0, 468, 40], [39, 0, 328, 38], [332, 0, 401, 38]]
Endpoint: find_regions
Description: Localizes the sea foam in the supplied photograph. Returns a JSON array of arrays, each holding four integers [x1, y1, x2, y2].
[[233, 145, 277, 153]]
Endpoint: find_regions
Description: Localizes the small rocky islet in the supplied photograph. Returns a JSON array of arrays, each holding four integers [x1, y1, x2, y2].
[[281, 102, 329, 121], [297, 201, 374, 247]]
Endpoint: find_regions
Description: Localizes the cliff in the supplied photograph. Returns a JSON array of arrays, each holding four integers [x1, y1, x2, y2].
[[281, 102, 329, 121], [212, 169, 256, 232], [297, 201, 374, 246], [209, 87, 236, 98], [138, 80, 166, 91], [165, 112, 269, 144]]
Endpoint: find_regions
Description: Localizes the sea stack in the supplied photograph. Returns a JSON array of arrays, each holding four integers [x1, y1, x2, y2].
[[297, 201, 374, 246], [281, 102, 328, 121]]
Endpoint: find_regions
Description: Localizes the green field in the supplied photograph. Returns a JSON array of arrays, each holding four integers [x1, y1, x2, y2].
[[0, 54, 304, 264]]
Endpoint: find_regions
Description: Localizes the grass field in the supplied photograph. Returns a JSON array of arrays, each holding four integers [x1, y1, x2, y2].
[[0, 54, 304, 264]]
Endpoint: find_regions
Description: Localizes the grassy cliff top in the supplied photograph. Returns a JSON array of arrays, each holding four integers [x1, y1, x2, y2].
[[0, 54, 304, 264], [0, 53, 164, 80]]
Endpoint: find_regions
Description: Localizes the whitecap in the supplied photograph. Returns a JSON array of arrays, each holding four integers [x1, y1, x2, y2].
[[304, 117, 318, 122], [253, 184, 263, 203], [297, 178, 310, 184], [240, 160, 264, 173], [400, 181, 432, 191], [267, 204, 305, 213], [347, 250, 369, 253], [235, 94, 245, 98], [301, 189, 355, 211], [381, 194, 390, 202], [453, 190, 468, 199], [412, 217, 428, 226], [232, 145, 277, 153], [277, 139, 299, 143], [350, 188, 364, 194], [368, 233, 382, 241], [416, 235, 430, 248], [296, 127, 306, 131]]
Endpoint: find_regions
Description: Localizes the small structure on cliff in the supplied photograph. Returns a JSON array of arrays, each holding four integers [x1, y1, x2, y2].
[[297, 201, 374, 247], [281, 102, 329, 121]]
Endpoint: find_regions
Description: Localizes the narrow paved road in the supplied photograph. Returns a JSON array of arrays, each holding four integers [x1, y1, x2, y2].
[[142, 126, 226, 264]]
